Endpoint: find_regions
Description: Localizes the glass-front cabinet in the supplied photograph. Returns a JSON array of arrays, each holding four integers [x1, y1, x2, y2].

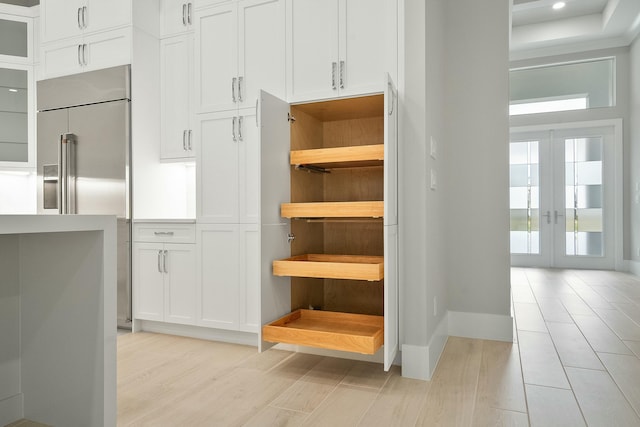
[[0, 9, 35, 168]]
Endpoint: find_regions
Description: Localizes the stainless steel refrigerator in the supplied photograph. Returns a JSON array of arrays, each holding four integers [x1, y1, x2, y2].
[[36, 65, 132, 329]]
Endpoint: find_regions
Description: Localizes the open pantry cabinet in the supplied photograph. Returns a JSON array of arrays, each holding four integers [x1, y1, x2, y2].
[[259, 74, 398, 371]]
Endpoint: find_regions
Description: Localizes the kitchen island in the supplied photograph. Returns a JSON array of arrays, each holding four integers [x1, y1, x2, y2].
[[0, 215, 117, 427]]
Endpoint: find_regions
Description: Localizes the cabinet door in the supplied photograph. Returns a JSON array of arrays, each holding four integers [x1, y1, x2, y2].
[[196, 112, 239, 223], [195, 3, 238, 113], [160, 35, 194, 160], [164, 244, 197, 325], [239, 224, 259, 332], [383, 224, 398, 371], [161, 0, 193, 37], [40, 39, 84, 79], [237, 0, 285, 107], [384, 73, 398, 226], [83, 29, 132, 73], [338, 0, 387, 96], [84, 0, 132, 34], [286, 0, 338, 102], [133, 243, 164, 321], [238, 108, 259, 223], [41, 0, 84, 43], [197, 225, 239, 330]]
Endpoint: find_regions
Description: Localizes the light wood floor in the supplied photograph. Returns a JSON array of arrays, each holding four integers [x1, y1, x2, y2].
[[117, 268, 640, 426]]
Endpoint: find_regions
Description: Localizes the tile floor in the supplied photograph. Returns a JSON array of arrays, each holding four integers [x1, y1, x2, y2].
[[108, 267, 640, 426]]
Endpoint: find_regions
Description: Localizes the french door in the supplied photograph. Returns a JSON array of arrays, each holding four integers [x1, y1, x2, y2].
[[510, 125, 616, 269]]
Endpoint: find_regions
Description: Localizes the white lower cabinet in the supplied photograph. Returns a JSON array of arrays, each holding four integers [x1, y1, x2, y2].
[[133, 223, 197, 325], [197, 223, 259, 333]]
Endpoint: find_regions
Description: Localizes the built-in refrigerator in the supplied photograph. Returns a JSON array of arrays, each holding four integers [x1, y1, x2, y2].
[[36, 65, 132, 329]]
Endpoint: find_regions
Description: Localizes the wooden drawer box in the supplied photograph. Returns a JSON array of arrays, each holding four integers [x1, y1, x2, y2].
[[273, 254, 384, 281], [262, 309, 384, 355]]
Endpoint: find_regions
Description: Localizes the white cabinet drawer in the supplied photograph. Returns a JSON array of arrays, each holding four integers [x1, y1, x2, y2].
[[134, 223, 196, 243]]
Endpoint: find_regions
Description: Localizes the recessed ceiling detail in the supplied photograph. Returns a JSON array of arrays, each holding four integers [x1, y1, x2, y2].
[[511, 0, 640, 60]]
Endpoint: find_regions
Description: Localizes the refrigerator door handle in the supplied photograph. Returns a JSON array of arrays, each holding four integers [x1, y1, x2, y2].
[[58, 133, 77, 214]]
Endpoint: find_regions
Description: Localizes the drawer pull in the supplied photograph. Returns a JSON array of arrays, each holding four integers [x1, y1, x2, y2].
[[154, 231, 175, 236]]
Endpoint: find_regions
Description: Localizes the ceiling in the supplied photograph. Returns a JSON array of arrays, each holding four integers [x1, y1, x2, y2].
[[511, 0, 640, 59]]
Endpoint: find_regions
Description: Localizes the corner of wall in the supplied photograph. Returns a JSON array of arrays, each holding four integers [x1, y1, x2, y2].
[[401, 311, 449, 380]]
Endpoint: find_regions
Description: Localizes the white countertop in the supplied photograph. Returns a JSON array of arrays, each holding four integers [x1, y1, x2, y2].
[[0, 214, 117, 235], [133, 218, 196, 224]]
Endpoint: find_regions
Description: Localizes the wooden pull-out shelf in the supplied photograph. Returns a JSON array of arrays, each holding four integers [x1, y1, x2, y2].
[[290, 144, 384, 169], [273, 254, 384, 281], [281, 201, 383, 218], [263, 309, 384, 354]]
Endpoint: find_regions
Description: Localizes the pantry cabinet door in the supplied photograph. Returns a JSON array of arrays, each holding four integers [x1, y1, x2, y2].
[[238, 0, 286, 107], [161, 0, 193, 37], [258, 90, 291, 351], [133, 243, 164, 322], [238, 108, 259, 223], [164, 244, 197, 325], [195, 3, 238, 113], [384, 73, 398, 226], [286, 0, 339, 102], [160, 34, 194, 160], [383, 224, 398, 371], [196, 112, 239, 223], [339, 0, 387, 97], [239, 224, 260, 333], [197, 225, 240, 330]]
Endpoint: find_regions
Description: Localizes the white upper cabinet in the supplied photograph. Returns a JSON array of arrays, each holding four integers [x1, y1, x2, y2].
[[41, 0, 132, 44], [161, 0, 194, 37], [287, 0, 395, 102], [195, 0, 285, 113], [160, 34, 194, 160]]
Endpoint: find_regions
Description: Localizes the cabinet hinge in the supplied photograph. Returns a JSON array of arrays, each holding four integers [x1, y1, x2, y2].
[[287, 233, 295, 244], [287, 112, 296, 123]]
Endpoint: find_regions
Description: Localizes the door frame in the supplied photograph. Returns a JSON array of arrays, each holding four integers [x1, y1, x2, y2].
[[510, 118, 624, 271]]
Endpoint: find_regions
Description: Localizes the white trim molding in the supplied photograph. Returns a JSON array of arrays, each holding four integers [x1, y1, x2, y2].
[[135, 320, 259, 348], [630, 260, 640, 277], [448, 311, 514, 342], [401, 312, 449, 381]]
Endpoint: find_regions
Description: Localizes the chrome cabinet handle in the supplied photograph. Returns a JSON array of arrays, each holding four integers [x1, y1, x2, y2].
[[154, 231, 175, 236], [78, 7, 83, 29], [82, 6, 87, 29], [157, 250, 163, 273], [187, 3, 193, 25], [163, 250, 168, 273], [238, 76, 243, 102], [182, 130, 187, 150], [182, 3, 187, 26], [78, 44, 82, 65], [232, 116, 237, 141], [331, 62, 337, 89], [238, 116, 243, 141], [232, 77, 237, 102], [188, 129, 193, 150], [83, 44, 87, 66], [339, 60, 345, 89]]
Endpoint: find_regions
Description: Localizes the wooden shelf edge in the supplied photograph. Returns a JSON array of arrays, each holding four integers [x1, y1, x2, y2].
[[281, 201, 384, 219], [290, 144, 384, 169], [273, 254, 384, 281], [262, 309, 384, 355]]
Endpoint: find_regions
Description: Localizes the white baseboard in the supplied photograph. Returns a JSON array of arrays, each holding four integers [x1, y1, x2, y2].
[[448, 310, 513, 342], [630, 260, 640, 277], [136, 320, 259, 347], [402, 313, 449, 381], [0, 393, 23, 426]]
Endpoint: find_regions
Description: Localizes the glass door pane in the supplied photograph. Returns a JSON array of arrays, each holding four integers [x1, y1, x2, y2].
[[564, 137, 603, 256], [510, 140, 540, 254]]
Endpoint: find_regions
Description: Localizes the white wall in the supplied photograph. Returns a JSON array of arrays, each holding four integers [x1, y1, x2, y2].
[[631, 36, 640, 264], [443, 0, 512, 320]]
